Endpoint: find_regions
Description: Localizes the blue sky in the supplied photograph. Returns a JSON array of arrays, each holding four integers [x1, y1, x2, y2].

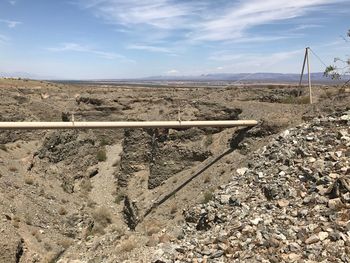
[[0, 0, 349, 79]]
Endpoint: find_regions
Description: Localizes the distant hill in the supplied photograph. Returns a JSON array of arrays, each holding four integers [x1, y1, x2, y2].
[[1, 71, 349, 83], [140, 72, 349, 83]]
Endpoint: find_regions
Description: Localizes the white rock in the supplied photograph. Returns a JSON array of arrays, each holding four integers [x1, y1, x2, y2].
[[318, 231, 329, 241], [236, 167, 248, 176], [250, 218, 263, 225]]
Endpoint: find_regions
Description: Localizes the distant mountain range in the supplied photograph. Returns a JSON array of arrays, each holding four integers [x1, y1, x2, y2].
[[140, 72, 349, 83], [1, 71, 349, 83]]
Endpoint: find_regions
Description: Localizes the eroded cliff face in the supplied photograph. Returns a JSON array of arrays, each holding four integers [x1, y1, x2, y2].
[[1, 78, 348, 262]]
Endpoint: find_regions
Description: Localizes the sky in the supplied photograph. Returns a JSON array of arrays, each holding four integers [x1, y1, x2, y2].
[[0, 0, 349, 79]]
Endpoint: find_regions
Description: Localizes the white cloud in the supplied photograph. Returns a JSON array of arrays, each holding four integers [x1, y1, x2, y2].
[[79, 0, 344, 43], [80, 0, 199, 29], [191, 0, 338, 41], [8, 1, 16, 5], [47, 42, 128, 60], [208, 49, 303, 72], [127, 44, 172, 53], [0, 19, 21, 28]]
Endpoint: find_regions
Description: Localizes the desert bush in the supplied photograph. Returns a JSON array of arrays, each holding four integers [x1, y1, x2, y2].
[[170, 203, 177, 214], [42, 251, 60, 263], [202, 190, 213, 204], [114, 192, 125, 204], [93, 207, 112, 227], [204, 134, 213, 147], [9, 166, 18, 172], [24, 176, 34, 185], [24, 213, 33, 225], [58, 207, 67, 216], [280, 95, 309, 104], [145, 220, 161, 236], [204, 174, 211, 183], [44, 242, 52, 251], [12, 221, 19, 228], [158, 233, 172, 243], [57, 238, 74, 249], [119, 236, 137, 253], [0, 144, 7, 152], [80, 178, 92, 192], [97, 148, 107, 162], [100, 137, 111, 146], [32, 230, 42, 242], [320, 89, 335, 99]]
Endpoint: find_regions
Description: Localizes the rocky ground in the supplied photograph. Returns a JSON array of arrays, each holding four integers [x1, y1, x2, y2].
[[148, 110, 350, 263], [0, 78, 349, 262]]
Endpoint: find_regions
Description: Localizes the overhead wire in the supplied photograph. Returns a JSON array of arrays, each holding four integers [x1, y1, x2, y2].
[[308, 48, 329, 68]]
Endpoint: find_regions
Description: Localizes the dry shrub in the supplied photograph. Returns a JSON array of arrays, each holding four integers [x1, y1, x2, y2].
[[119, 236, 137, 253], [204, 134, 213, 147], [58, 207, 67, 216], [57, 238, 74, 249], [114, 192, 125, 204], [97, 148, 107, 162], [32, 230, 42, 242], [280, 95, 309, 104], [24, 176, 34, 185], [9, 166, 17, 172], [93, 207, 112, 227], [42, 251, 60, 263], [12, 221, 19, 228], [158, 233, 172, 243], [170, 203, 177, 214], [24, 213, 33, 225], [80, 178, 92, 192], [0, 144, 7, 152], [204, 174, 211, 183], [202, 190, 213, 204], [144, 220, 161, 236]]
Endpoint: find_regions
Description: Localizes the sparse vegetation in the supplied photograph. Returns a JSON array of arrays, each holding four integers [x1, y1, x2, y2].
[[80, 178, 92, 193], [100, 137, 111, 146], [58, 207, 67, 215], [57, 238, 74, 249], [24, 176, 34, 185], [32, 229, 42, 242], [97, 148, 107, 162], [114, 192, 125, 204], [204, 134, 213, 147], [204, 174, 211, 183], [93, 207, 112, 227], [24, 213, 33, 225], [9, 166, 18, 172], [170, 203, 177, 214], [280, 95, 309, 104], [119, 236, 137, 253], [145, 220, 161, 236], [324, 29, 350, 87], [202, 190, 213, 204], [0, 144, 7, 152]]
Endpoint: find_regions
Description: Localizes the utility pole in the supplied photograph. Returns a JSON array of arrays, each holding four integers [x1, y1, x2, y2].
[[299, 47, 312, 104], [306, 47, 312, 104]]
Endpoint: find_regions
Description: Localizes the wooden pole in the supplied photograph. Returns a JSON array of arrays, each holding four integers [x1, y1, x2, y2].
[[0, 120, 258, 130], [306, 47, 312, 104], [299, 48, 308, 88]]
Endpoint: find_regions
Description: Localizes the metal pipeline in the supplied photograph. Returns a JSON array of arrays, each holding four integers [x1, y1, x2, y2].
[[0, 120, 258, 130]]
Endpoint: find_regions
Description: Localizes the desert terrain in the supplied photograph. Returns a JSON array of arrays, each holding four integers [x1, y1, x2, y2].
[[0, 78, 349, 262]]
